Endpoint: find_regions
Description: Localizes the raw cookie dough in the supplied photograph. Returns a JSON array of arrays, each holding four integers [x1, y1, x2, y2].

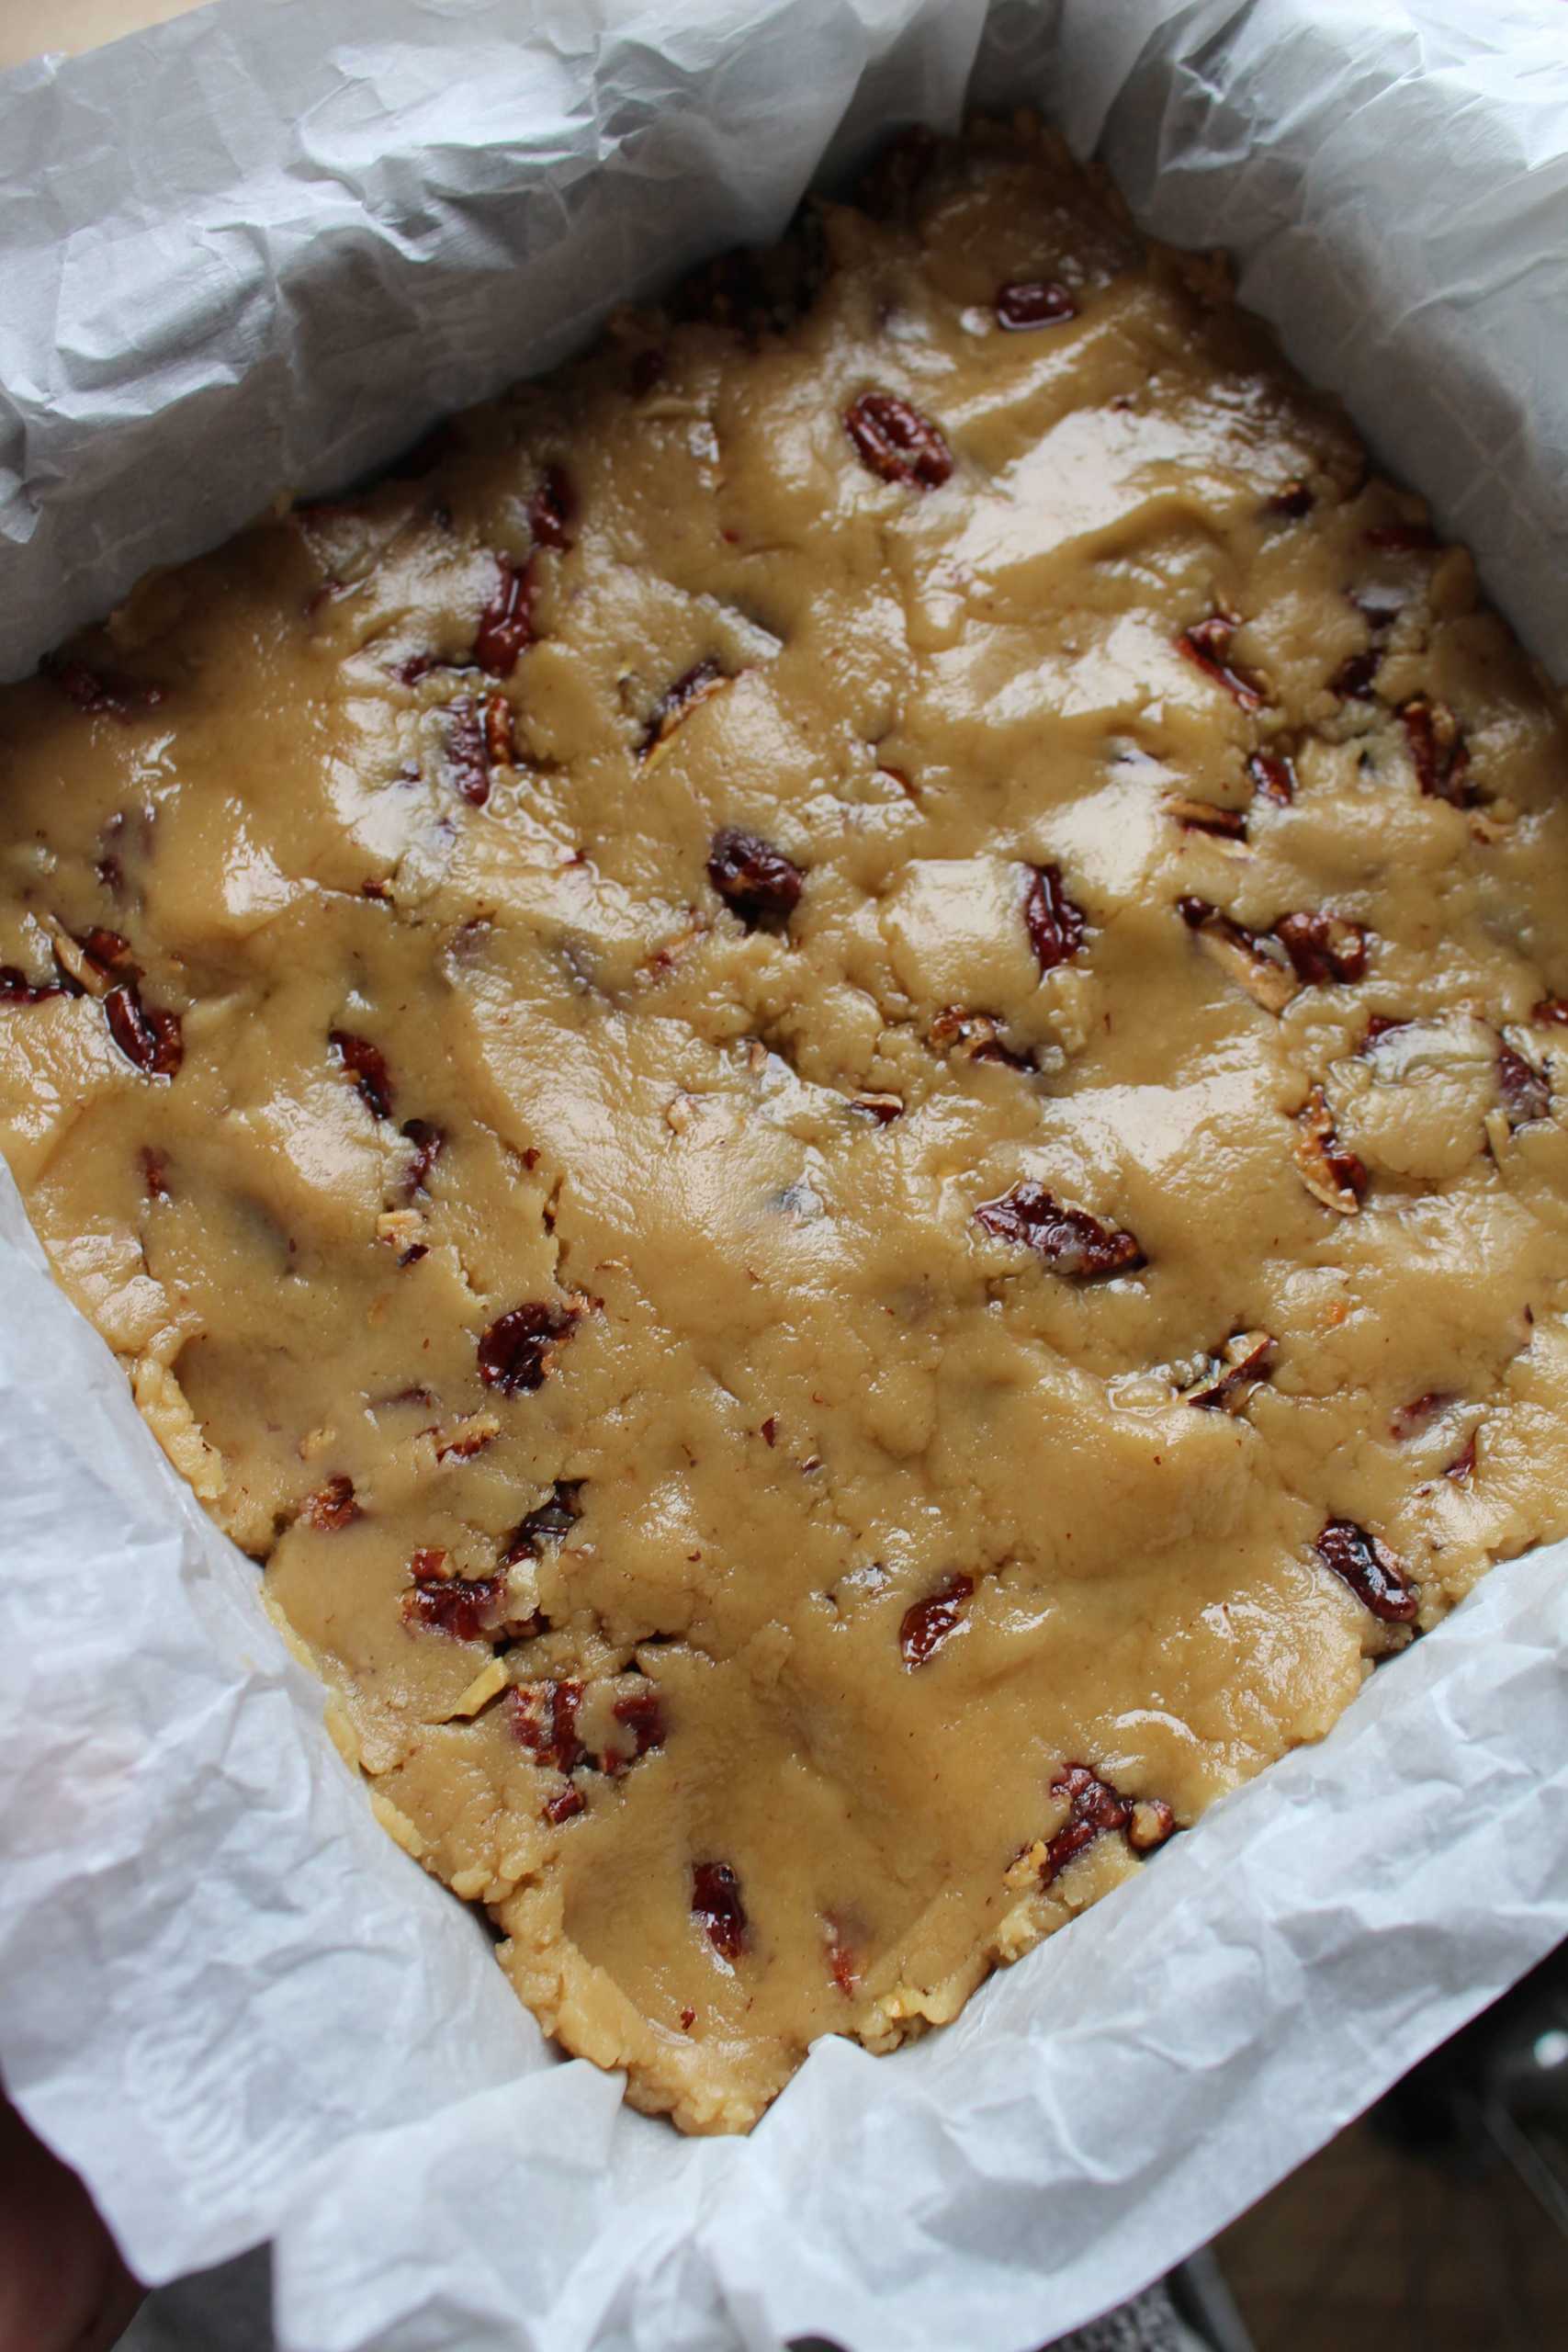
[[6, 120, 1568, 2134]]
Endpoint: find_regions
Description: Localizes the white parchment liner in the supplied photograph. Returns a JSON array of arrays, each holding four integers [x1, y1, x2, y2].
[[3, 4, 1568, 2346]]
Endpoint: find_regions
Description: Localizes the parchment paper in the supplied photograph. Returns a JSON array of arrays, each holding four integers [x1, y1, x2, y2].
[[3, 4, 1568, 2347]]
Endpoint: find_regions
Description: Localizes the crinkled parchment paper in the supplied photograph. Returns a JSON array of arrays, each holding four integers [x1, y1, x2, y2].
[[3, 4, 1568, 2347]]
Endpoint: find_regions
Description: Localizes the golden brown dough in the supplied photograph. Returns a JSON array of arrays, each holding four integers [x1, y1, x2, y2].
[[5, 119, 1568, 2132]]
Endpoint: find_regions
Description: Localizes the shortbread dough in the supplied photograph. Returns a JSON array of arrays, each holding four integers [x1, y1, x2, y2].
[[6, 122, 1568, 2133]]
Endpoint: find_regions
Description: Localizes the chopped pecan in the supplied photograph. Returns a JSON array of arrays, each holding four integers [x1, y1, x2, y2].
[[445, 693, 513, 805], [1127, 1797, 1176, 1854], [1331, 650, 1381, 702], [899, 1572, 974, 1668], [844, 391, 953, 490], [976, 1182, 1145, 1279], [0, 965, 67, 1006], [706, 827, 804, 928], [105, 980, 183, 1077], [692, 1860, 748, 1962], [510, 1679, 586, 1772], [1024, 862, 1087, 970], [1533, 997, 1568, 1027], [995, 280, 1077, 331], [502, 1477, 584, 1564], [851, 1091, 903, 1125], [1041, 1764, 1130, 1886], [44, 656, 164, 718], [1275, 910, 1370, 986], [1445, 1431, 1479, 1485], [1178, 615, 1267, 711], [1497, 1039, 1551, 1128], [527, 464, 576, 552], [329, 1030, 394, 1121], [1294, 1086, 1367, 1215], [1184, 1329, 1274, 1413], [639, 659, 731, 758], [1267, 480, 1314, 519], [543, 1787, 587, 1826], [827, 1928, 859, 1996], [400, 1117, 446, 1196], [403, 1556, 505, 1641], [141, 1145, 171, 1201], [605, 1685, 666, 1771], [1314, 1519, 1418, 1623], [930, 1007, 1033, 1069], [1178, 897, 1295, 1014], [1390, 1391, 1456, 1442], [477, 1303, 573, 1396], [1400, 697, 1473, 806], [1365, 521, 1438, 552], [302, 1475, 359, 1532], [1164, 795, 1247, 841], [474, 552, 537, 676], [1247, 748, 1296, 806]]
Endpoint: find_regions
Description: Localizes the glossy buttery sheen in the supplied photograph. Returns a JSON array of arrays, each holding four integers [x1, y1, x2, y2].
[[5, 121, 1568, 2133]]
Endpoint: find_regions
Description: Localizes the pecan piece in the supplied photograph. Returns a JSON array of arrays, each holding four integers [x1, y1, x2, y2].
[[527, 464, 576, 551], [1400, 697, 1473, 806], [1247, 748, 1296, 806], [1178, 897, 1295, 1014], [1041, 1764, 1130, 1886], [995, 279, 1077, 331], [105, 980, 183, 1077], [1331, 650, 1381, 702], [329, 1030, 394, 1121], [44, 656, 165, 718], [1293, 1086, 1367, 1215], [844, 390, 953, 490], [639, 659, 730, 759], [1533, 997, 1568, 1027], [899, 1572, 974, 1668], [1184, 1329, 1274, 1413], [1128, 1798, 1176, 1854], [976, 1182, 1145, 1279], [930, 1007, 1033, 1070], [1314, 1519, 1418, 1623], [1164, 795, 1247, 841], [400, 1117, 446, 1197], [1497, 1039, 1551, 1128], [692, 1860, 748, 1962], [141, 1145, 171, 1201], [1366, 521, 1438, 552], [851, 1091, 903, 1124], [1390, 1391, 1457, 1442], [1023, 862, 1087, 970], [474, 552, 537, 677], [0, 965, 66, 1006], [502, 1478, 584, 1564], [510, 1679, 587, 1772], [1178, 615, 1266, 712], [1275, 910, 1371, 986], [445, 693, 513, 806], [706, 827, 803, 928], [608, 1685, 666, 1768], [1267, 480, 1314, 519], [302, 1475, 359, 1532], [403, 1555, 505, 1641], [477, 1303, 573, 1396]]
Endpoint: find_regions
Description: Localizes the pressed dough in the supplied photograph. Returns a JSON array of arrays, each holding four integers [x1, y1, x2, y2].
[[6, 121, 1568, 2133]]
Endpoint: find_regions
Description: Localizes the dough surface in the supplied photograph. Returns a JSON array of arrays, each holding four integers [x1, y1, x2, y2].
[[5, 121, 1568, 2132]]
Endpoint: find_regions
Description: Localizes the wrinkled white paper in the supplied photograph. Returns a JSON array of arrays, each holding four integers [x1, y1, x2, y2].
[[3, 3, 1568, 2347]]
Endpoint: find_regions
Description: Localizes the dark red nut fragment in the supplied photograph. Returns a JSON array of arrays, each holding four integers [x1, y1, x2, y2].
[[976, 1182, 1145, 1279], [444, 691, 515, 806], [1178, 616, 1267, 712], [760, 1416, 780, 1448], [828, 1930, 859, 1996], [1532, 998, 1568, 1027], [1041, 1763, 1131, 1886], [474, 552, 537, 677], [477, 1303, 573, 1396], [543, 1787, 587, 1826], [141, 1145, 170, 1201], [1024, 862, 1087, 971], [527, 464, 576, 552], [1365, 521, 1438, 551], [502, 1477, 584, 1564], [995, 279, 1077, 331], [1314, 1518, 1419, 1623], [1247, 748, 1296, 806], [1400, 696, 1473, 806], [1362, 1012, 1409, 1051], [75, 927, 134, 976], [1275, 910, 1371, 986], [692, 1860, 748, 1963], [1267, 480, 1314, 519], [1164, 796, 1247, 840], [403, 1556, 504, 1641], [0, 965, 66, 1006], [329, 1029, 394, 1121], [930, 1006, 1033, 1069], [1127, 1797, 1176, 1854], [302, 1475, 359, 1532], [1294, 1085, 1367, 1215], [1331, 650, 1381, 702], [1497, 1039, 1551, 1129], [400, 1117, 446, 1197], [510, 1679, 587, 1772], [706, 827, 804, 928], [1185, 1329, 1274, 1413], [639, 659, 730, 758], [399, 1243, 429, 1269], [1178, 897, 1295, 1015], [1390, 1391, 1456, 1442], [844, 390, 953, 490], [1444, 1431, 1479, 1485], [44, 656, 164, 718], [105, 980, 183, 1077], [851, 1091, 904, 1124], [610, 1686, 666, 1763], [898, 1571, 974, 1668]]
